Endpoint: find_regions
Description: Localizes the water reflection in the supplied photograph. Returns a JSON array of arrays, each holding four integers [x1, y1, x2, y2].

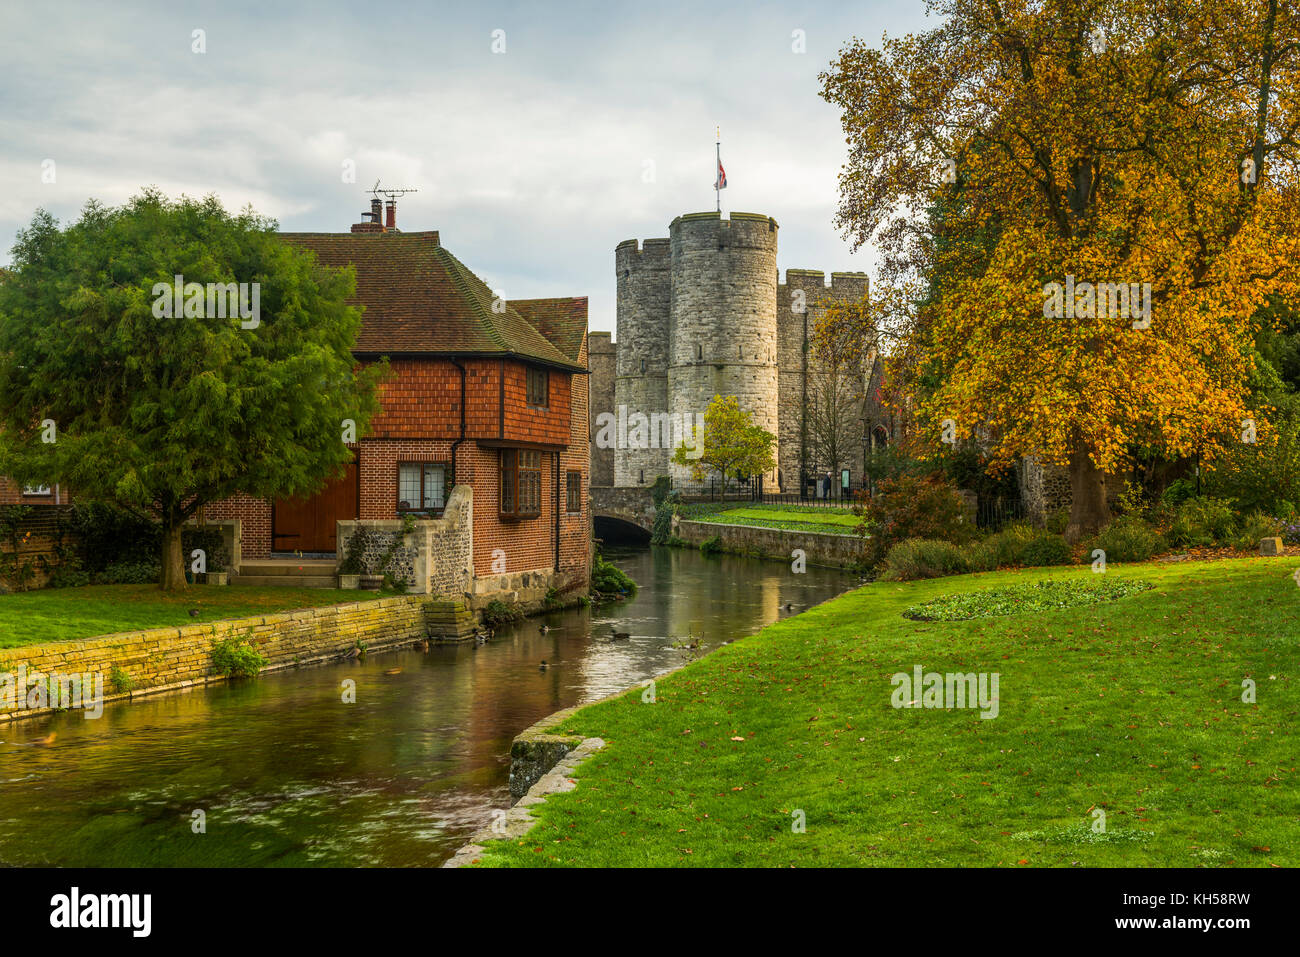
[[0, 546, 856, 867]]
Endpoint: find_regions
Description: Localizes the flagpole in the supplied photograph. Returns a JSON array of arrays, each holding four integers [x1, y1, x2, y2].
[[715, 126, 721, 212]]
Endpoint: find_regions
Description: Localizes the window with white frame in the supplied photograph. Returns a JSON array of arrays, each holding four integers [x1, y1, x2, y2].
[[397, 463, 446, 512]]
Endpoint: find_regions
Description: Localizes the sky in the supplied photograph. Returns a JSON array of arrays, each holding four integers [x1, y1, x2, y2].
[[0, 0, 937, 333]]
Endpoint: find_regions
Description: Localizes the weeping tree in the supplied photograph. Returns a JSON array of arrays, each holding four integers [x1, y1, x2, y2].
[[821, 0, 1300, 539], [0, 190, 386, 589]]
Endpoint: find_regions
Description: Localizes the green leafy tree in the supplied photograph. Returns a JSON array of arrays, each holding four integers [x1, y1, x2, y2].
[[0, 190, 387, 590], [672, 394, 776, 493], [1203, 297, 1300, 515]]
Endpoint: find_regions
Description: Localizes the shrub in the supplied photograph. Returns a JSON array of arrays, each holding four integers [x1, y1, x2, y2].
[[1163, 497, 1238, 548], [0, 505, 38, 591], [860, 472, 973, 568], [1233, 511, 1282, 550], [1093, 516, 1162, 563], [46, 562, 92, 589], [94, 562, 161, 585], [63, 502, 161, 572], [1044, 507, 1070, 536], [982, 524, 1072, 567], [109, 666, 134, 694], [181, 527, 228, 573], [649, 475, 673, 507], [650, 500, 676, 545], [1161, 478, 1199, 507], [591, 551, 637, 597], [879, 538, 972, 581], [337, 526, 373, 576], [1017, 532, 1073, 567], [380, 573, 409, 594], [210, 633, 268, 678], [984, 523, 1037, 567], [482, 599, 522, 628], [698, 535, 722, 556], [964, 538, 999, 573]]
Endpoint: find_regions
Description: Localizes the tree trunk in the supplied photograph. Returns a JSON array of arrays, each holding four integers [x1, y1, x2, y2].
[[1065, 446, 1110, 542], [160, 517, 188, 591]]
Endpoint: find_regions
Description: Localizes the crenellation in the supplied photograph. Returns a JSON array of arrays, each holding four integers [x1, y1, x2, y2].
[[599, 211, 870, 493], [613, 230, 672, 486]]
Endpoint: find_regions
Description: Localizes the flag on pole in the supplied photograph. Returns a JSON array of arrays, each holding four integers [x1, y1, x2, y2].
[[715, 127, 725, 212]]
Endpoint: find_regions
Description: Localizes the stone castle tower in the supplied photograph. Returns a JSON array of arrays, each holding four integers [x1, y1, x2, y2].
[[601, 210, 876, 492]]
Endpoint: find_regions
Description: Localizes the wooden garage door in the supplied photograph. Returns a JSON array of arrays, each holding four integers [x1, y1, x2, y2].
[[272, 463, 359, 554]]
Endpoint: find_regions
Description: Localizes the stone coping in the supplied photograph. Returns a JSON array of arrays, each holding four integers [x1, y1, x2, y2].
[[679, 519, 860, 540], [0, 594, 471, 723], [443, 661, 695, 868]]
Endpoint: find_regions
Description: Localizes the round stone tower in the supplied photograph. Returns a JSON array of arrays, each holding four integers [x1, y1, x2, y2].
[[613, 237, 671, 487], [667, 212, 780, 486]]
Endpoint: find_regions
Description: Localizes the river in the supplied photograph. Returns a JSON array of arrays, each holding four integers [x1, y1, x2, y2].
[[0, 545, 858, 867]]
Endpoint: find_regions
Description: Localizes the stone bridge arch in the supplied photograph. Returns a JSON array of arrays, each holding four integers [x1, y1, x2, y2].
[[591, 486, 657, 541]]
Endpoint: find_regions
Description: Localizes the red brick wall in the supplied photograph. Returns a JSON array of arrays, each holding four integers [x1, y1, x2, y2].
[[0, 504, 71, 589], [0, 478, 69, 506], [205, 493, 271, 560], [463, 443, 551, 577], [501, 360, 571, 445], [359, 439, 452, 519], [85, 349, 592, 586], [558, 336, 590, 583], [367, 357, 571, 445], [370, 360, 462, 439]]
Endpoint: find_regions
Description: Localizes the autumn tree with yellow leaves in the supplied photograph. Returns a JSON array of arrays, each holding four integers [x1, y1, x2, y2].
[[820, 0, 1300, 538]]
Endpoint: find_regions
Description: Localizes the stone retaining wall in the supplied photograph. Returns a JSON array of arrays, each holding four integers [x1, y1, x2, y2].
[[0, 594, 473, 723], [337, 485, 474, 597], [674, 518, 863, 569]]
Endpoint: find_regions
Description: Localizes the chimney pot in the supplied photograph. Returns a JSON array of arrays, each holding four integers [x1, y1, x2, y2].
[[385, 200, 396, 229]]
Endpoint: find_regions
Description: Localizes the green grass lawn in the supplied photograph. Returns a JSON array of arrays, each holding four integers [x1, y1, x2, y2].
[[476, 558, 1299, 867], [690, 504, 863, 536], [0, 584, 385, 648]]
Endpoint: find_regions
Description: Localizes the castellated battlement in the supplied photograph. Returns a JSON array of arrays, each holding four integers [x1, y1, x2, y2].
[[778, 269, 869, 297], [668, 211, 779, 251], [606, 210, 867, 491], [615, 237, 671, 272]]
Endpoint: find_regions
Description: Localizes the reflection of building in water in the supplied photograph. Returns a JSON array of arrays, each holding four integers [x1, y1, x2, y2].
[[655, 549, 782, 642]]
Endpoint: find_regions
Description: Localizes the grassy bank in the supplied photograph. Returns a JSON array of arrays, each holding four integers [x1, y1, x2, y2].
[[475, 558, 1298, 867], [0, 584, 385, 648], [686, 503, 862, 537]]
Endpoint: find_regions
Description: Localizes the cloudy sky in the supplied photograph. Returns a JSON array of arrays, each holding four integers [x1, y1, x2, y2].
[[0, 0, 935, 333]]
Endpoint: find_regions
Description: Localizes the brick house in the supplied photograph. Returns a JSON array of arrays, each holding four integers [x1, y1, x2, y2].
[[4, 208, 592, 601], [0, 478, 67, 506]]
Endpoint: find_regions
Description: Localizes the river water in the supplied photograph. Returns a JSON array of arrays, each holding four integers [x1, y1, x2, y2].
[[0, 545, 857, 867]]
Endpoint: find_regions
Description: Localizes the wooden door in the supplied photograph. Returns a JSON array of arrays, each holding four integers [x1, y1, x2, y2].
[[273, 463, 359, 553]]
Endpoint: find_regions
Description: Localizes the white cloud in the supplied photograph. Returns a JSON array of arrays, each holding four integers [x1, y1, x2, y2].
[[0, 0, 937, 330]]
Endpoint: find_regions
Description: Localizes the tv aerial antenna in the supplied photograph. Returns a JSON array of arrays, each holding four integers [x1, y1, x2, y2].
[[369, 179, 419, 201]]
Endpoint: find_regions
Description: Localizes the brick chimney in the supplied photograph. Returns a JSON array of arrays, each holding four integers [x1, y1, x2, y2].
[[385, 199, 396, 230], [351, 198, 385, 233]]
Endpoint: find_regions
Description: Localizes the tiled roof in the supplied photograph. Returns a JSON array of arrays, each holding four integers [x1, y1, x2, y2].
[[511, 297, 588, 362], [280, 231, 585, 371]]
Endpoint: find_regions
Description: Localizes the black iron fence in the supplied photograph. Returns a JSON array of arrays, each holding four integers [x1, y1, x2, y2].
[[669, 475, 1027, 527], [671, 476, 863, 509], [974, 497, 1027, 530]]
